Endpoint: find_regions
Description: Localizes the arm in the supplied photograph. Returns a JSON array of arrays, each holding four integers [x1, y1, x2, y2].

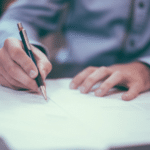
[[0, 0, 68, 91]]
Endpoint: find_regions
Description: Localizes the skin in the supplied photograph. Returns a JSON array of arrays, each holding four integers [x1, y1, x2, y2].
[[0, 38, 52, 92], [70, 62, 150, 101], [0, 38, 150, 100]]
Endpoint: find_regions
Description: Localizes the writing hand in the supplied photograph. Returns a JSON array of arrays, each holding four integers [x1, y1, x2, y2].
[[70, 62, 150, 100], [0, 38, 52, 91]]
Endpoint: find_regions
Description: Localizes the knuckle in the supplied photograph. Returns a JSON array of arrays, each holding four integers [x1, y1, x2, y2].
[[115, 71, 122, 76], [125, 70, 132, 77], [86, 66, 95, 73], [77, 74, 85, 81], [86, 76, 95, 85], [76, 72, 84, 79], [87, 66, 93, 70], [114, 71, 124, 80], [72, 75, 82, 85], [100, 66, 108, 73], [104, 81, 112, 88]]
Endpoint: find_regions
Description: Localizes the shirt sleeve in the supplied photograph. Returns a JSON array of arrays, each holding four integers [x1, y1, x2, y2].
[[126, 0, 150, 66], [0, 0, 68, 55], [138, 55, 150, 66]]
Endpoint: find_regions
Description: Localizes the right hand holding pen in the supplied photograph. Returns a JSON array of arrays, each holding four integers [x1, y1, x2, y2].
[[0, 37, 52, 91]]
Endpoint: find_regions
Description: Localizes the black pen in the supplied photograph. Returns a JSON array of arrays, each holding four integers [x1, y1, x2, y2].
[[17, 22, 47, 100]]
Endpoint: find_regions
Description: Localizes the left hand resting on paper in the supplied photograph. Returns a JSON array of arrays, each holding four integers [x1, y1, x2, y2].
[[69, 62, 150, 101]]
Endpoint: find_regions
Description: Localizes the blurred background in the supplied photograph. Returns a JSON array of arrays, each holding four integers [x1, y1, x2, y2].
[[0, 0, 65, 61], [0, 0, 15, 17]]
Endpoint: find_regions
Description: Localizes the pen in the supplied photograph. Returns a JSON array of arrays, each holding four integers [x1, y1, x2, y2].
[[17, 22, 47, 100]]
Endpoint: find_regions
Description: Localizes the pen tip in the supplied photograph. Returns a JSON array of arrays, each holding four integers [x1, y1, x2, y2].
[[40, 86, 47, 100]]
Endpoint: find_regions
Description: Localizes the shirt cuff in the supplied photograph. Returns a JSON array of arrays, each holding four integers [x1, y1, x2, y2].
[[137, 56, 150, 67]]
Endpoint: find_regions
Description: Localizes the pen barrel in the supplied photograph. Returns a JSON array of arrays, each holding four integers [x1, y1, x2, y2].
[[19, 30, 31, 56], [19, 30, 44, 87], [29, 51, 44, 87]]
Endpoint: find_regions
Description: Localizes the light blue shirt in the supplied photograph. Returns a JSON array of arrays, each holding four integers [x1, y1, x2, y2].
[[0, 0, 150, 67]]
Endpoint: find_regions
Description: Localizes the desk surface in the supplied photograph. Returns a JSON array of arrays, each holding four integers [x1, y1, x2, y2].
[[0, 78, 150, 150]]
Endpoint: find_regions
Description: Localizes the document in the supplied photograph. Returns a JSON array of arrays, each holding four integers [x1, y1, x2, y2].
[[0, 78, 150, 150]]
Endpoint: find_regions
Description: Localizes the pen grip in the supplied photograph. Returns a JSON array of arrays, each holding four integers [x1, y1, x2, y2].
[[29, 51, 44, 87], [19, 31, 44, 87]]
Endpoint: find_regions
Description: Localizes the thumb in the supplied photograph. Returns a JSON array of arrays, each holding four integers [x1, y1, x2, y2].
[[31, 46, 52, 81], [122, 85, 140, 101], [37, 60, 52, 81]]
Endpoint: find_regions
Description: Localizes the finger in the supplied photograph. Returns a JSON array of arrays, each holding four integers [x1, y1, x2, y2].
[[69, 66, 97, 89], [79, 67, 112, 93], [122, 85, 141, 101], [95, 71, 123, 97], [0, 51, 38, 91], [0, 65, 29, 90], [31, 46, 52, 80], [0, 75, 26, 91], [0, 75, 14, 89], [4, 38, 38, 79], [37, 62, 51, 81]]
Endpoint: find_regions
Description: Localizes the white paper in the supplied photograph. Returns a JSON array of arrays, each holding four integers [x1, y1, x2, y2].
[[0, 78, 150, 150]]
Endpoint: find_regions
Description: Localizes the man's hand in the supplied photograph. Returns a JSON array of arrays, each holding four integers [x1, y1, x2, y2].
[[70, 62, 150, 100], [0, 37, 52, 91]]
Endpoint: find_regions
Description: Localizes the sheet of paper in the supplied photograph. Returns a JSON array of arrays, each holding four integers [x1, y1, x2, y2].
[[47, 78, 150, 148], [0, 82, 108, 150], [0, 78, 150, 150]]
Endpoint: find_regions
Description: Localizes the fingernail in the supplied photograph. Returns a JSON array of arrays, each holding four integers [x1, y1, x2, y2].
[[29, 70, 37, 78], [80, 86, 85, 93], [70, 82, 76, 89], [95, 89, 102, 96]]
